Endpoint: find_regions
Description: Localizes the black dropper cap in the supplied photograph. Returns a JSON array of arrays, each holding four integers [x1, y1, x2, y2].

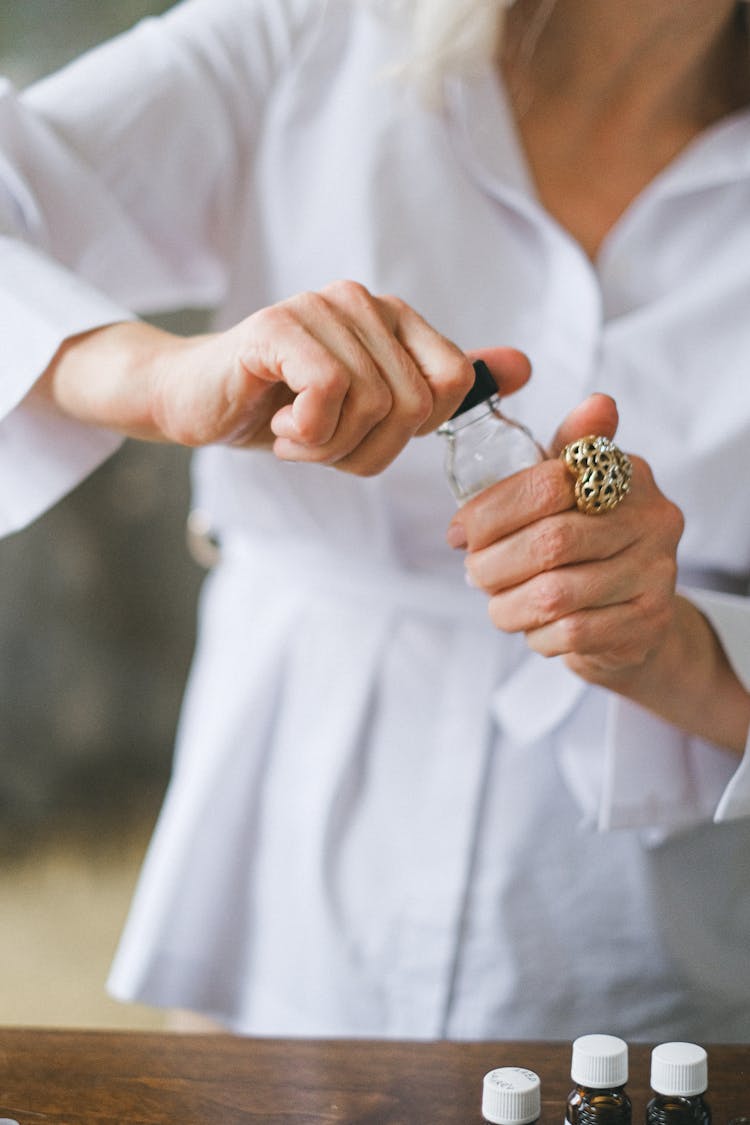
[[451, 359, 499, 418]]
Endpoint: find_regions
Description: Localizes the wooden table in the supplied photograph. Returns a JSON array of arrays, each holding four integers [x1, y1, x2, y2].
[[0, 1031, 748, 1124]]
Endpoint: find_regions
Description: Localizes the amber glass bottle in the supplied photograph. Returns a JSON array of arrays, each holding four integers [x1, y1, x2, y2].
[[566, 1035, 632, 1125], [646, 1043, 711, 1125]]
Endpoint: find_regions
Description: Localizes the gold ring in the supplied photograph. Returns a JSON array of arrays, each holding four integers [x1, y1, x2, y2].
[[560, 435, 632, 514]]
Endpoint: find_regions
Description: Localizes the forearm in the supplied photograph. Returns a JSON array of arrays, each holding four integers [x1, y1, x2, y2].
[[595, 595, 750, 754], [27, 284, 478, 467], [32, 318, 294, 447], [32, 321, 192, 442]]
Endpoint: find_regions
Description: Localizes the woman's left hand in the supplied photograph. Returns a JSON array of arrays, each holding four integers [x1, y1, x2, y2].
[[447, 393, 685, 691], [447, 392, 750, 752]]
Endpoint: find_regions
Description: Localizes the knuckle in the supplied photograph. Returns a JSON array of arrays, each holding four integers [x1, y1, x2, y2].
[[532, 519, 576, 570], [532, 572, 568, 619], [465, 555, 485, 591], [629, 452, 649, 477], [664, 499, 685, 545], [294, 289, 330, 321], [313, 357, 350, 399], [399, 380, 434, 428], [379, 292, 409, 316], [365, 379, 395, 421], [652, 600, 675, 636], [251, 300, 298, 335], [640, 579, 674, 626], [321, 278, 373, 309], [488, 596, 511, 633], [442, 353, 475, 399], [652, 552, 679, 593], [527, 460, 570, 513], [556, 612, 587, 652], [346, 379, 393, 432]]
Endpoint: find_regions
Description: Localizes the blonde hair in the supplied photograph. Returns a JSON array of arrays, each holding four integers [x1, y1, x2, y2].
[[365, 0, 510, 102], [408, 1, 508, 89]]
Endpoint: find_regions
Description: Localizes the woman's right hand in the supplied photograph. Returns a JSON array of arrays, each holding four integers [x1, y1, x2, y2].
[[38, 280, 531, 477]]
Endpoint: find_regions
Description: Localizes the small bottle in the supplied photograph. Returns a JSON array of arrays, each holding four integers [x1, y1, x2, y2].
[[482, 1067, 541, 1125], [646, 1043, 711, 1125], [566, 1034, 632, 1125], [438, 360, 544, 503]]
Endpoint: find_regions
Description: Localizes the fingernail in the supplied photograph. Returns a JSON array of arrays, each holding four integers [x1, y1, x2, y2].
[[446, 522, 467, 549]]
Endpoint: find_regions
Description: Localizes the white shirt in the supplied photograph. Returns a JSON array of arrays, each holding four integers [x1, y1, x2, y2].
[[2, 0, 750, 1039]]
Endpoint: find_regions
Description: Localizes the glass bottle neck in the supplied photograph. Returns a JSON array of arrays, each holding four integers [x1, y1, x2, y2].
[[438, 394, 500, 435]]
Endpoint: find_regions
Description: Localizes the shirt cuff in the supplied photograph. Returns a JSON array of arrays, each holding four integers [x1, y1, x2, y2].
[[598, 584, 750, 832], [0, 237, 132, 534], [0, 236, 135, 416]]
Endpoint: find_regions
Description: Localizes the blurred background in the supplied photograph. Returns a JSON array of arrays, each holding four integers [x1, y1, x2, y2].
[[0, 1, 205, 1028]]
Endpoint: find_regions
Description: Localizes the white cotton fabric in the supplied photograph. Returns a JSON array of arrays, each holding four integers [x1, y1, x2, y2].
[[1, 0, 750, 1040]]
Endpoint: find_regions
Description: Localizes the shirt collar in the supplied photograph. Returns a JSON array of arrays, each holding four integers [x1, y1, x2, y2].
[[444, 67, 537, 213], [446, 63, 750, 208]]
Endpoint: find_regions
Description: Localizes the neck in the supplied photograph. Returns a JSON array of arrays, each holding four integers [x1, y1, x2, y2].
[[496, 0, 750, 258], [501, 0, 750, 135]]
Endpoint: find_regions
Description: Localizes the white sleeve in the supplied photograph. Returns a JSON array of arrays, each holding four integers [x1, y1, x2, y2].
[[598, 585, 750, 832], [0, 0, 321, 535]]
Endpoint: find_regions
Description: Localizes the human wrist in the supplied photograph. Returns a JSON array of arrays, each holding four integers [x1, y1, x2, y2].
[[607, 596, 750, 753], [35, 320, 187, 442]]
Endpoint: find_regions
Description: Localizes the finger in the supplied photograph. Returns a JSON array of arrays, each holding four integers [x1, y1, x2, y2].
[[269, 354, 354, 446], [319, 282, 439, 444], [277, 379, 417, 475], [310, 290, 474, 471], [271, 350, 392, 464], [466, 346, 532, 398], [314, 410, 423, 475], [377, 295, 475, 434], [270, 336, 391, 454], [523, 600, 669, 670], [524, 602, 646, 662], [242, 301, 357, 446], [449, 457, 576, 552], [448, 396, 631, 550], [548, 392, 619, 457], [486, 553, 640, 636], [465, 508, 637, 594], [274, 282, 462, 467], [464, 455, 673, 586], [266, 287, 400, 457]]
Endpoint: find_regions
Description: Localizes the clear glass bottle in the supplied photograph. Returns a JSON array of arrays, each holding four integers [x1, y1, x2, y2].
[[438, 360, 544, 503], [566, 1034, 632, 1125], [646, 1043, 711, 1125], [482, 1067, 541, 1125]]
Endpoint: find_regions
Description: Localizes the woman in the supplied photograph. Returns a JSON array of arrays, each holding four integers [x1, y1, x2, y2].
[[1, 0, 749, 1039]]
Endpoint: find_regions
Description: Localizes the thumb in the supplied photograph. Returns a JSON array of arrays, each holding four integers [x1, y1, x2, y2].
[[466, 346, 532, 396], [549, 393, 619, 457]]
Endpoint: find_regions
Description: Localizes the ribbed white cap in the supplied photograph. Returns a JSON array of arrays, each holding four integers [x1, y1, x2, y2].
[[571, 1035, 628, 1089], [482, 1067, 541, 1124], [651, 1043, 708, 1096]]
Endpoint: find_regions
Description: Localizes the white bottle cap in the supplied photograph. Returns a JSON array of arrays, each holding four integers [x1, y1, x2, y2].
[[571, 1035, 628, 1088], [651, 1042, 708, 1096], [482, 1067, 541, 1124]]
